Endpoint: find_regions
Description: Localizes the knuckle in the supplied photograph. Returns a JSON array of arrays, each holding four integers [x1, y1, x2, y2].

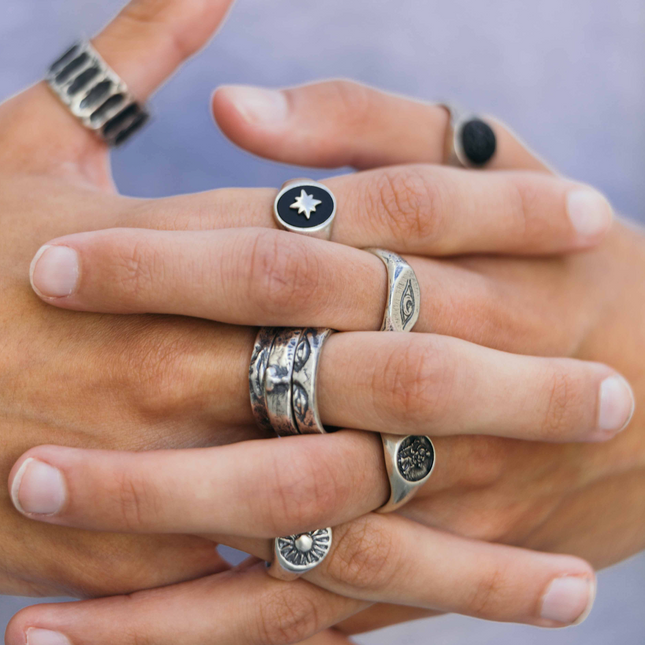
[[374, 337, 454, 425], [111, 236, 164, 306], [256, 586, 321, 645], [112, 469, 160, 531], [541, 363, 583, 439], [246, 231, 322, 318], [261, 447, 341, 534], [325, 79, 374, 129], [367, 167, 444, 243], [326, 517, 398, 590], [469, 560, 513, 617]]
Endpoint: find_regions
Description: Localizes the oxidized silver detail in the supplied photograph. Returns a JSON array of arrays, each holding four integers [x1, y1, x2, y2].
[[265, 328, 304, 437], [268, 528, 333, 580], [249, 327, 280, 434], [292, 328, 334, 435], [366, 248, 421, 332], [46, 41, 149, 146]]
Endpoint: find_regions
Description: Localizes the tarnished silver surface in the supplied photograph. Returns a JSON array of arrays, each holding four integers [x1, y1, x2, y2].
[[249, 327, 280, 433], [440, 102, 496, 168], [265, 327, 304, 437], [267, 528, 333, 580], [366, 248, 421, 333], [292, 328, 334, 435], [46, 41, 149, 146], [377, 434, 435, 513]]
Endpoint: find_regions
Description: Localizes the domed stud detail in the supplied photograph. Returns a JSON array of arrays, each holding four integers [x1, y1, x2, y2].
[[268, 528, 333, 581]]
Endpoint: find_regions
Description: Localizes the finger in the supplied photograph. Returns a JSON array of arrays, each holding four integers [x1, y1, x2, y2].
[[92, 0, 234, 102], [303, 514, 597, 628], [8, 432, 388, 538], [212, 80, 554, 172], [123, 164, 614, 257], [6, 564, 367, 645]]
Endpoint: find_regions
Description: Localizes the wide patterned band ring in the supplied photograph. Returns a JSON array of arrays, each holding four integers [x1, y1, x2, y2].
[[292, 328, 335, 435], [377, 435, 436, 513], [249, 327, 280, 434], [265, 327, 305, 437], [267, 528, 333, 581], [441, 103, 497, 168], [46, 41, 150, 146], [366, 249, 421, 332], [274, 179, 336, 240]]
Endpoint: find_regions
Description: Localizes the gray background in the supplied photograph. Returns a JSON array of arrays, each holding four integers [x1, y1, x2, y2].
[[1, 0, 644, 643]]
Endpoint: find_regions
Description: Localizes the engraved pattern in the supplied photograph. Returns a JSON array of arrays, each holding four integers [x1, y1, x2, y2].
[[397, 436, 435, 482], [277, 529, 332, 569], [400, 279, 416, 330]]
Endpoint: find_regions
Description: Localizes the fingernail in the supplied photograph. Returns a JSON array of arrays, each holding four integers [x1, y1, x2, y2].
[[540, 576, 596, 625], [221, 85, 289, 125], [567, 189, 613, 240], [596, 375, 635, 436], [11, 458, 66, 516], [26, 629, 72, 645], [30, 245, 79, 298]]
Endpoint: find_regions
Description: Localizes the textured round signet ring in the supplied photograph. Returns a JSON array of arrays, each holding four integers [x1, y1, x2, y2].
[[292, 328, 335, 434], [441, 103, 497, 168], [366, 249, 421, 332], [267, 528, 333, 581], [46, 41, 150, 146], [274, 179, 337, 240], [377, 435, 436, 513]]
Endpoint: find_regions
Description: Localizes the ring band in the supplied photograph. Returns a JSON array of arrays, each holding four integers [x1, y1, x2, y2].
[[292, 328, 335, 435], [366, 248, 421, 332], [366, 248, 436, 512], [441, 103, 497, 168], [249, 327, 280, 434], [267, 528, 333, 581], [377, 434, 436, 513], [46, 41, 150, 146], [265, 327, 305, 437], [274, 179, 336, 240]]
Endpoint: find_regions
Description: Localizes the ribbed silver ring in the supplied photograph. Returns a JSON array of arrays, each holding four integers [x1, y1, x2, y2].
[[46, 41, 150, 146]]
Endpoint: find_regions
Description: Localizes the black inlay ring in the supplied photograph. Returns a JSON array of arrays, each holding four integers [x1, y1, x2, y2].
[[274, 181, 337, 239], [459, 118, 497, 166]]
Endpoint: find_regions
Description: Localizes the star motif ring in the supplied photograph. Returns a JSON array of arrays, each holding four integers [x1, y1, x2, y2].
[[441, 103, 497, 168], [274, 179, 337, 240]]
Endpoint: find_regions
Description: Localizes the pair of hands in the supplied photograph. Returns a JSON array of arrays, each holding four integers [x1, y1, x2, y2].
[[2, 1, 645, 643]]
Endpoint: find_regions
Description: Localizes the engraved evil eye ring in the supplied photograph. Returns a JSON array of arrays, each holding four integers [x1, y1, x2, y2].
[[366, 249, 421, 333], [274, 179, 337, 240], [267, 528, 333, 581], [441, 103, 497, 168], [46, 41, 150, 146], [366, 248, 436, 513]]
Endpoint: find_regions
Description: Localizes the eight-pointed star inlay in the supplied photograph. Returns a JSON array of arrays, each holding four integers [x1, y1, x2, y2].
[[290, 189, 322, 220]]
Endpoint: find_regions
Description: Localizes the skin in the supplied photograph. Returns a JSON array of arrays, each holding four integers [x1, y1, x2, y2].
[[0, 0, 643, 643]]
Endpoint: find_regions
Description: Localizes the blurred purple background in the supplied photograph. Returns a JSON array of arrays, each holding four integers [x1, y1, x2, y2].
[[1, 1, 644, 643]]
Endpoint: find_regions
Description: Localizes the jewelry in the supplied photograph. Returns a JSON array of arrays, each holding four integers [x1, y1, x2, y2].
[[274, 179, 336, 240], [292, 328, 335, 435], [46, 41, 150, 146], [366, 249, 421, 332], [377, 434, 436, 513], [267, 528, 333, 581], [249, 327, 280, 434], [441, 103, 497, 168], [265, 328, 305, 437], [366, 248, 436, 513]]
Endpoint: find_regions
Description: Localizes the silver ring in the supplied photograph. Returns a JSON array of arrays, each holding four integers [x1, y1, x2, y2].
[[267, 528, 333, 581], [292, 328, 335, 435], [366, 249, 421, 332], [377, 435, 436, 513], [274, 179, 336, 240], [46, 41, 150, 146], [440, 103, 497, 168], [249, 327, 279, 434], [366, 248, 436, 512], [265, 328, 305, 437]]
